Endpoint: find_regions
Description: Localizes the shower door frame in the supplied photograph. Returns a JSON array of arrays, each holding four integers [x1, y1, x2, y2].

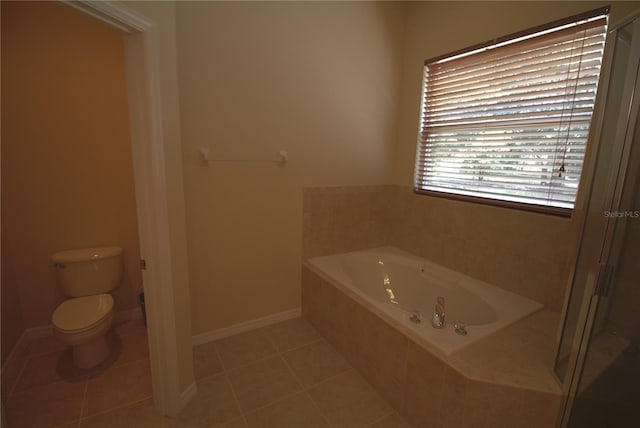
[[556, 12, 640, 427]]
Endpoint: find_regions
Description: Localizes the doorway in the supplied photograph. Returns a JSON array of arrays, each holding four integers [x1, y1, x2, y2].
[[1, 0, 191, 417]]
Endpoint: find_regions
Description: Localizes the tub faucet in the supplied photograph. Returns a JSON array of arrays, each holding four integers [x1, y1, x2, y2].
[[431, 296, 445, 329]]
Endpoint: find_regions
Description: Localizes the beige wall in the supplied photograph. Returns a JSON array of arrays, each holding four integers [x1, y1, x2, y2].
[[1, 222, 24, 365], [174, 1, 406, 335], [1, 1, 141, 329], [175, 1, 640, 335]]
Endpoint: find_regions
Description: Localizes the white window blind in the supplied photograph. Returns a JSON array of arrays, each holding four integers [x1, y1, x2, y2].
[[415, 9, 608, 214]]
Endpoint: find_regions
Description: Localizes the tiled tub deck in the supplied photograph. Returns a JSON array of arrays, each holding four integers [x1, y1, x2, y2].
[[302, 266, 563, 428]]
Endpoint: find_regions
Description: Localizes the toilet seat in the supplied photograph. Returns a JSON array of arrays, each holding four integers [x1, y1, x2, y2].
[[52, 294, 114, 333]]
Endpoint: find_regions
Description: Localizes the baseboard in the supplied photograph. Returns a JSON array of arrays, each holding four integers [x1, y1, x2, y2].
[[177, 380, 197, 413], [1, 330, 29, 375], [1, 307, 143, 375], [191, 307, 302, 346], [114, 307, 143, 323]]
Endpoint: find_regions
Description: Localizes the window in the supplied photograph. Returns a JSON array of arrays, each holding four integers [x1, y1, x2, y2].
[[414, 8, 609, 215]]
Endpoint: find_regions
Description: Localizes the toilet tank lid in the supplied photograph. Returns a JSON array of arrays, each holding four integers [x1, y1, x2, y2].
[[51, 246, 123, 263]]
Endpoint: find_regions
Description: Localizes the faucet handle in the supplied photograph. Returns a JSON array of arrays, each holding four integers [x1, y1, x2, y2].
[[432, 296, 445, 329]]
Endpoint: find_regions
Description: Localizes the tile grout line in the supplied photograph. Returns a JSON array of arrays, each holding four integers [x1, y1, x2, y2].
[[366, 409, 396, 427], [78, 379, 90, 425], [239, 388, 310, 420], [276, 343, 336, 427], [277, 348, 306, 391], [215, 334, 326, 374], [302, 388, 333, 427], [80, 395, 153, 421], [9, 345, 150, 398], [50, 418, 81, 428], [231, 361, 355, 423], [12, 372, 92, 397], [78, 358, 151, 421], [218, 324, 346, 423], [6, 354, 31, 399], [302, 366, 355, 391], [277, 337, 326, 355], [212, 340, 247, 425], [221, 365, 250, 425], [202, 320, 400, 426]]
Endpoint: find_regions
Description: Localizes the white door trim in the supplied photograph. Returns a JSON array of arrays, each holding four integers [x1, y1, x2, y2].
[[62, 0, 190, 416]]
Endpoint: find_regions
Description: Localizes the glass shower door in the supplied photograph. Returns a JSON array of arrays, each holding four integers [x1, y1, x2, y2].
[[556, 14, 640, 428], [567, 126, 640, 426]]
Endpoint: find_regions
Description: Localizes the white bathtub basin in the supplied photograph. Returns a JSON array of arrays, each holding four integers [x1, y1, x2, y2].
[[306, 246, 543, 355]]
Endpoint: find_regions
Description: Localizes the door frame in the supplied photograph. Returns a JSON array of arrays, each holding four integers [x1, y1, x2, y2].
[[62, 0, 189, 416]]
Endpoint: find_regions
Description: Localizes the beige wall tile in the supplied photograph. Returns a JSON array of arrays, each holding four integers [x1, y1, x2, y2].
[[519, 390, 561, 428], [437, 368, 467, 428], [303, 260, 563, 428], [461, 381, 524, 428], [348, 307, 409, 414], [403, 342, 446, 427], [390, 192, 574, 310], [303, 185, 575, 311], [302, 186, 397, 259], [303, 267, 401, 401]]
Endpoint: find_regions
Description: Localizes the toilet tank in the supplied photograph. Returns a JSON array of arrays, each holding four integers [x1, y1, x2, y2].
[[52, 246, 124, 297]]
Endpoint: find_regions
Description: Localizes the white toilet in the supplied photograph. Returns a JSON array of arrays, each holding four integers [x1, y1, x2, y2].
[[51, 246, 123, 369]]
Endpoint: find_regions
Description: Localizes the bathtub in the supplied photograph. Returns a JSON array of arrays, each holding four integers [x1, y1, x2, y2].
[[305, 246, 543, 355]]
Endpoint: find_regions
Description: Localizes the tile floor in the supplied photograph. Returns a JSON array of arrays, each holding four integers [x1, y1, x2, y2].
[[3, 318, 152, 428], [3, 317, 413, 427]]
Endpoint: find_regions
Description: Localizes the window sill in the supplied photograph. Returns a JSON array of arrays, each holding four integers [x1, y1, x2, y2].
[[413, 188, 573, 218]]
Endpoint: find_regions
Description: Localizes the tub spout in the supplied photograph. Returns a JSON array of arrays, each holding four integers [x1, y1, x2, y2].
[[432, 296, 445, 328]]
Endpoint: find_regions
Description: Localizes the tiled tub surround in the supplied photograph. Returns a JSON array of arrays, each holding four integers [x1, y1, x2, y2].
[[303, 185, 575, 311], [303, 186, 397, 259], [302, 266, 563, 428], [307, 247, 543, 355]]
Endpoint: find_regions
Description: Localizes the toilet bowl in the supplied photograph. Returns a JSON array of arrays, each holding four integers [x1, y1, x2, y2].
[[51, 246, 123, 369], [52, 294, 115, 368]]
